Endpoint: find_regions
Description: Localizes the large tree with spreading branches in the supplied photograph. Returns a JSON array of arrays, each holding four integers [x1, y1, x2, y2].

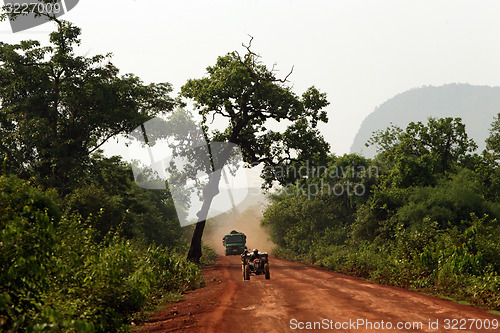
[[180, 38, 331, 262], [0, 15, 174, 191]]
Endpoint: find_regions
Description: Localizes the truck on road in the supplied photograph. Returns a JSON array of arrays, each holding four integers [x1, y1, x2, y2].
[[222, 230, 247, 256]]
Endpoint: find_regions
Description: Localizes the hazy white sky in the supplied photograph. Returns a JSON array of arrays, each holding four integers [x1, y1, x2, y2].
[[2, 0, 500, 154]]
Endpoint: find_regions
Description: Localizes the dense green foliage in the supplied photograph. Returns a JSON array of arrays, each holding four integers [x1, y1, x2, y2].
[[263, 117, 500, 310], [0, 174, 205, 332], [0, 21, 174, 192], [0, 20, 209, 332]]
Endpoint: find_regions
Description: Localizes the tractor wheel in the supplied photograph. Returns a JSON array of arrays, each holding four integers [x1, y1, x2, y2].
[[264, 263, 270, 280], [244, 264, 250, 280]]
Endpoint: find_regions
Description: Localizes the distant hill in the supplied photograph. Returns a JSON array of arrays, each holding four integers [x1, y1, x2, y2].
[[350, 84, 500, 158]]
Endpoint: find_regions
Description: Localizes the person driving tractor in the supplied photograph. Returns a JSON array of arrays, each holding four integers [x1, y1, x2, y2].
[[249, 248, 260, 261], [241, 248, 270, 280]]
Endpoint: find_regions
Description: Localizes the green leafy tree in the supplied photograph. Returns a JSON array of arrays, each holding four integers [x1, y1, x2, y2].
[[396, 168, 499, 229], [486, 113, 500, 160], [0, 20, 174, 191], [368, 117, 477, 187], [63, 154, 183, 246], [479, 113, 500, 202], [180, 39, 330, 262]]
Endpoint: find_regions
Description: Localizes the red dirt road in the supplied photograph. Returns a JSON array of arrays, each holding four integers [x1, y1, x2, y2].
[[136, 256, 499, 332]]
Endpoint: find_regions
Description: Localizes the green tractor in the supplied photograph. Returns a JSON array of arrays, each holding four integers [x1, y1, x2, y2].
[[222, 230, 247, 256], [241, 249, 270, 280]]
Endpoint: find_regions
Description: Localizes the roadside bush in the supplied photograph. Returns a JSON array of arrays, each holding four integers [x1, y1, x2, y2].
[[0, 175, 205, 332], [43, 222, 204, 332], [200, 245, 218, 266], [0, 176, 59, 331], [271, 212, 500, 309]]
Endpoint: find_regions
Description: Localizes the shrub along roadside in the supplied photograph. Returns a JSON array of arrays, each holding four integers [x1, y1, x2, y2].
[[269, 214, 499, 310], [0, 175, 204, 332]]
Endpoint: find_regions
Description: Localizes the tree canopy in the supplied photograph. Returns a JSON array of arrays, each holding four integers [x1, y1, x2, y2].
[[367, 117, 477, 187], [181, 42, 330, 174], [486, 113, 500, 160], [0, 21, 174, 191]]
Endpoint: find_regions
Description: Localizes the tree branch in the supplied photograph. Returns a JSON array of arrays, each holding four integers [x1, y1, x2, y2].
[[88, 129, 126, 155]]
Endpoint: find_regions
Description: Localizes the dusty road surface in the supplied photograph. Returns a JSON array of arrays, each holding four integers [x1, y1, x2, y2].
[[135, 256, 499, 332]]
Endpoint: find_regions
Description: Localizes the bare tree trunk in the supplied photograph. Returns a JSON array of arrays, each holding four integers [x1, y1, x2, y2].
[[186, 168, 223, 262], [186, 144, 232, 263], [187, 220, 206, 263]]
